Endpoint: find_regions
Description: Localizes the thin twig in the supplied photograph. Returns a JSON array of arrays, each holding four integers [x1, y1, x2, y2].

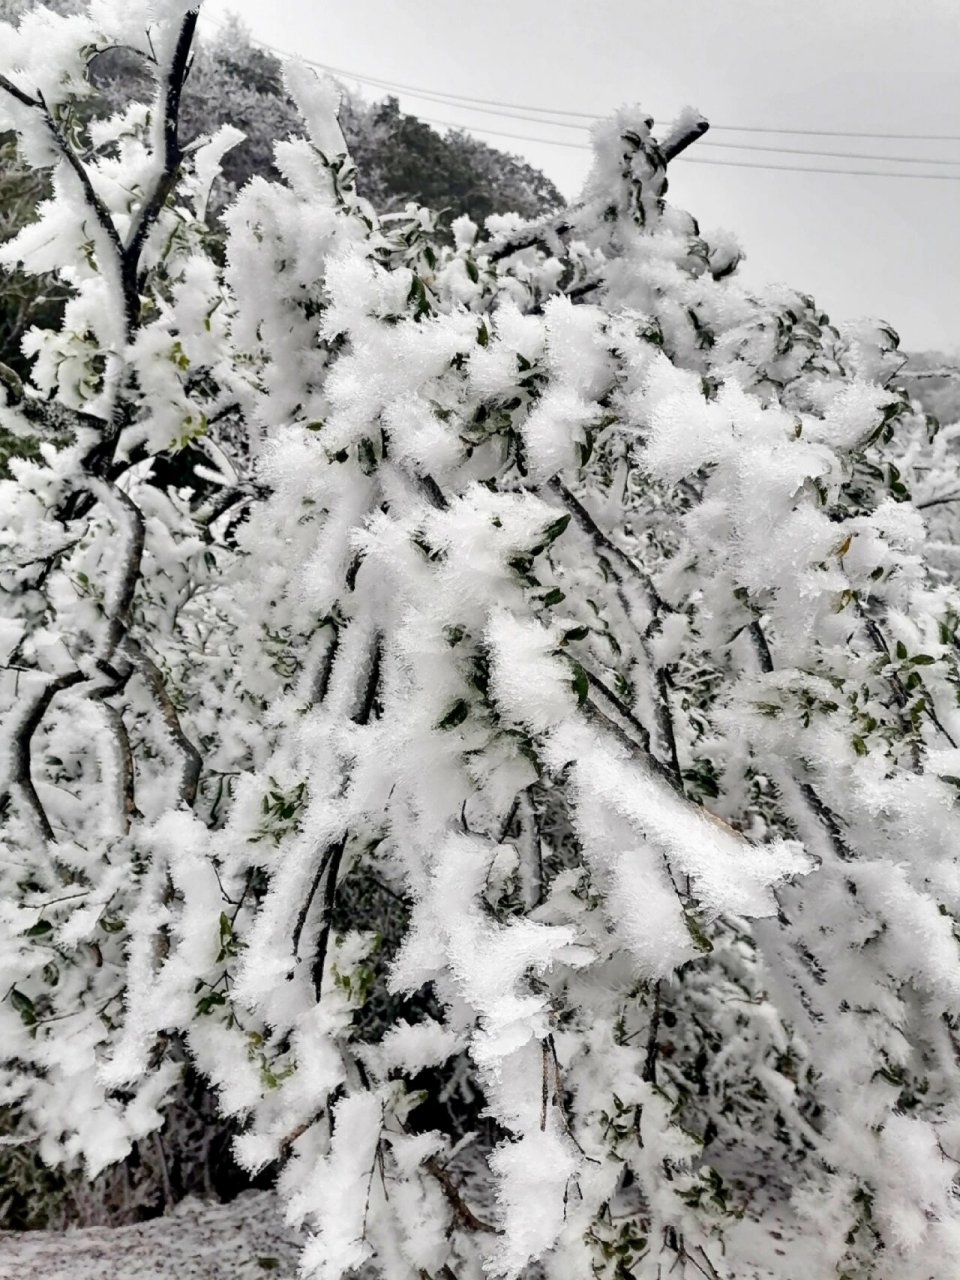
[[424, 1156, 500, 1234], [291, 843, 337, 960], [642, 981, 662, 1084]]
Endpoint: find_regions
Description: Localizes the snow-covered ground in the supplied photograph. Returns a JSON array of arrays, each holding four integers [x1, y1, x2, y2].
[[0, 1192, 303, 1279]]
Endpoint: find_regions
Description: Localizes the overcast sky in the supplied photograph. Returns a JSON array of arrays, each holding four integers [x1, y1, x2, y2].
[[202, 0, 959, 354]]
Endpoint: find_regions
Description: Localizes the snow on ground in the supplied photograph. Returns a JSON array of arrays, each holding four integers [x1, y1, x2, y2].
[[0, 1191, 304, 1279]]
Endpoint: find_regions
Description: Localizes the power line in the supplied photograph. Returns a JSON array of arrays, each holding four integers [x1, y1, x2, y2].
[[302, 67, 960, 166], [196, 15, 960, 168], [680, 155, 960, 181], [284, 51, 960, 145], [415, 98, 960, 166], [416, 113, 960, 180]]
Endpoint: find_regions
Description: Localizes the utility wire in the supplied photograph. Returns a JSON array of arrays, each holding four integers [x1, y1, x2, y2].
[[301, 68, 960, 166], [416, 113, 960, 180], [197, 15, 960, 169], [415, 100, 960, 165], [288, 51, 960, 144]]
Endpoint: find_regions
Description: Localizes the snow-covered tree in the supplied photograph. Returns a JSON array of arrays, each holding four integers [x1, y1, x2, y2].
[[4, 5, 960, 1277], [0, 3, 562, 400]]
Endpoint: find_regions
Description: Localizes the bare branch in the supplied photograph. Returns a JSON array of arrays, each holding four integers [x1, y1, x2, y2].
[[642, 980, 662, 1083], [0, 71, 38, 110], [660, 114, 710, 162], [917, 493, 960, 511], [424, 1156, 500, 1234]]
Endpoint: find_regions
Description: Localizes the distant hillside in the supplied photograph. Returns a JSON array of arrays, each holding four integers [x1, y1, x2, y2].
[[0, 5, 563, 377]]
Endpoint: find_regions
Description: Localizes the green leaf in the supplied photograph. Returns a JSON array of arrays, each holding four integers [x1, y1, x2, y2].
[[464, 258, 479, 284], [10, 988, 36, 1025], [196, 990, 227, 1016], [909, 654, 936, 666], [561, 625, 590, 644], [684, 915, 714, 954], [437, 698, 470, 730], [25, 919, 52, 937], [407, 274, 430, 317], [538, 587, 565, 608], [578, 429, 595, 468], [358, 437, 378, 475], [852, 736, 868, 757], [570, 662, 589, 705], [540, 513, 571, 546]]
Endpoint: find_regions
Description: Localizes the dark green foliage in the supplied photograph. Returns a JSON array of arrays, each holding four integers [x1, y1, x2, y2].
[[344, 95, 563, 223]]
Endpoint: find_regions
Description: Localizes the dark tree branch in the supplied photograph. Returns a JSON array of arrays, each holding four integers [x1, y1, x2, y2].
[[309, 634, 384, 1000], [660, 115, 710, 162], [487, 217, 572, 264], [654, 667, 683, 788], [749, 620, 855, 862], [121, 636, 201, 807], [312, 617, 341, 704], [1, 669, 86, 841], [87, 664, 140, 831], [97, 482, 146, 660], [424, 1156, 500, 1234], [33, 90, 129, 326], [121, 10, 199, 325], [917, 493, 960, 511], [642, 981, 662, 1083], [551, 478, 685, 784], [0, 70, 38, 110], [308, 833, 348, 1001], [548, 478, 660, 612], [291, 842, 337, 960], [585, 667, 653, 756]]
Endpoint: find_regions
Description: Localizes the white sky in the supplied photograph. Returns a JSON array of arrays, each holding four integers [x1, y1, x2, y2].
[[201, 0, 960, 353]]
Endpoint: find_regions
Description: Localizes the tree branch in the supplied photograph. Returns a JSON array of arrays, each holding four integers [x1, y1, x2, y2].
[[121, 11, 199, 324], [749, 620, 854, 862], [121, 636, 201, 807], [1, 668, 86, 841], [309, 634, 383, 1000], [659, 114, 710, 162]]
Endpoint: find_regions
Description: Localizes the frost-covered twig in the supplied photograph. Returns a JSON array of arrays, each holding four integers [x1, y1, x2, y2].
[[120, 636, 201, 808], [120, 11, 199, 331], [1, 668, 86, 841]]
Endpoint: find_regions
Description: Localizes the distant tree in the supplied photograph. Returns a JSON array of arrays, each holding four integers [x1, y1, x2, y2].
[[344, 94, 563, 221], [6, 6, 960, 1280], [0, 3, 562, 392]]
